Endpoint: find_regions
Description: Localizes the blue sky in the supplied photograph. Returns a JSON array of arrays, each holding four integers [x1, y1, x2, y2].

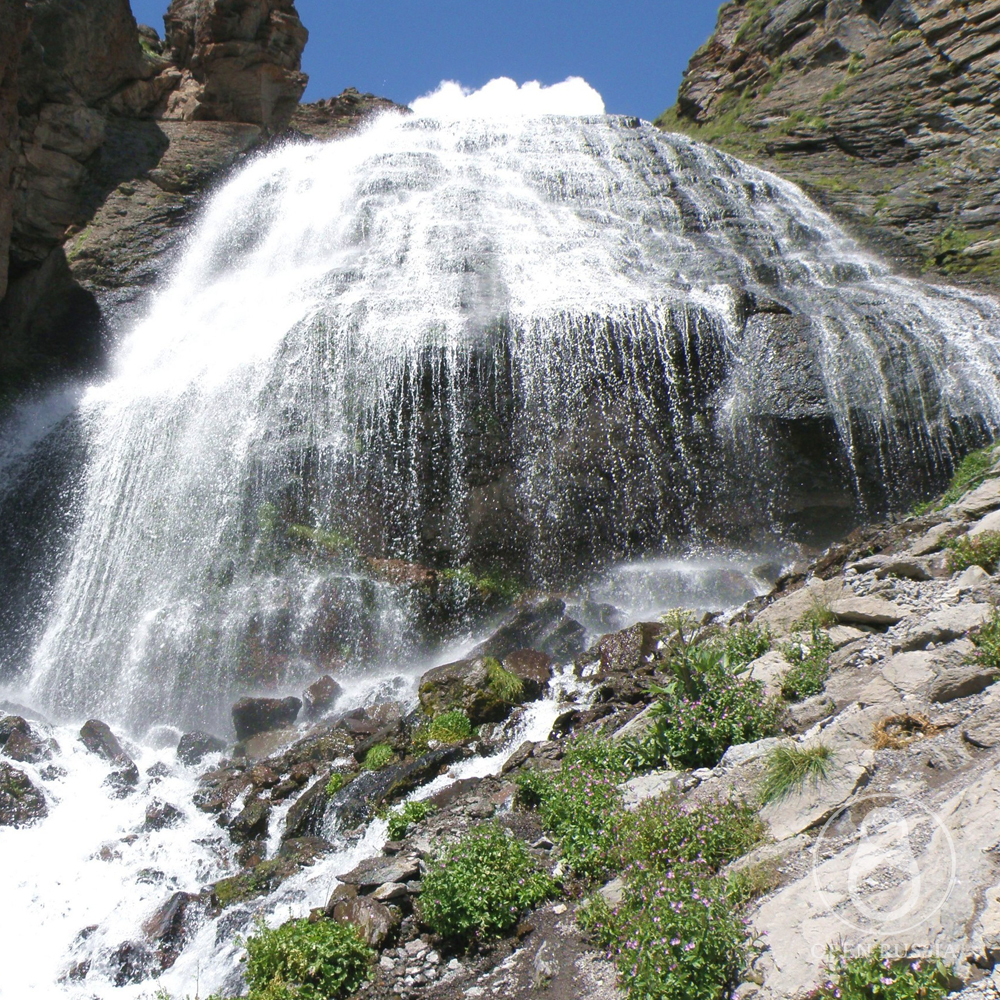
[[129, 1, 721, 122]]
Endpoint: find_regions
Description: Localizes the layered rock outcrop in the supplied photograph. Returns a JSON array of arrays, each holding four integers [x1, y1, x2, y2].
[[0, 0, 402, 383], [658, 0, 1000, 285]]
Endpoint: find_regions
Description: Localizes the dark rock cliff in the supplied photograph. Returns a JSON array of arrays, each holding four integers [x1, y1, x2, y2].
[[658, 0, 1000, 286], [0, 0, 402, 384]]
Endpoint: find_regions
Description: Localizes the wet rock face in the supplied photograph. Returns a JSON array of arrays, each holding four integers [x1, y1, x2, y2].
[[662, 0, 1000, 284], [231, 695, 302, 741], [163, 0, 308, 129], [0, 0, 29, 303], [0, 760, 48, 826]]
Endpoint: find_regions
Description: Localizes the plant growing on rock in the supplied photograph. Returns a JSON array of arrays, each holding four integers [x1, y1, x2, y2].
[[412, 709, 473, 751], [715, 622, 772, 666], [639, 644, 782, 769], [241, 916, 374, 1000], [808, 946, 953, 1000], [386, 799, 437, 840], [758, 743, 833, 804], [970, 606, 1000, 671], [946, 530, 1000, 573], [418, 822, 556, 946], [483, 657, 524, 703], [780, 626, 834, 702], [916, 440, 998, 512], [362, 742, 395, 770]]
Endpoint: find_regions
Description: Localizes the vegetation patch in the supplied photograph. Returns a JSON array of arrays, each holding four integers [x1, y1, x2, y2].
[[970, 607, 1000, 671], [714, 622, 772, 666], [759, 743, 833, 804], [483, 656, 524, 703], [413, 709, 474, 751], [781, 626, 834, 702], [807, 946, 953, 1000], [386, 799, 437, 841], [946, 530, 1000, 573], [325, 772, 347, 797], [362, 742, 395, 771], [418, 822, 556, 946], [439, 566, 522, 602], [242, 916, 374, 1000]]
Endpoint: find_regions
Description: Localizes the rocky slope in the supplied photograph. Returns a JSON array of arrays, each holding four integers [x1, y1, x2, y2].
[[0, 0, 402, 385], [658, 0, 1000, 286]]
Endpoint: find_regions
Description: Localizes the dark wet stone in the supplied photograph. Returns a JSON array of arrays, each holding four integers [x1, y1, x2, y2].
[[231, 697, 302, 741], [144, 800, 184, 831], [303, 674, 343, 718], [2, 727, 57, 763], [176, 731, 226, 766], [228, 797, 271, 843], [143, 891, 196, 970], [79, 719, 126, 761], [0, 761, 47, 826]]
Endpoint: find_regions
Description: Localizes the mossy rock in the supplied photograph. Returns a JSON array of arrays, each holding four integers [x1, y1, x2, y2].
[[0, 761, 48, 827], [418, 656, 527, 725], [211, 837, 331, 909]]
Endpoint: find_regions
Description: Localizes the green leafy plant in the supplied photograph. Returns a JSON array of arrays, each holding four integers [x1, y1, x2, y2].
[[386, 799, 437, 841], [639, 644, 782, 769], [715, 622, 772, 667], [781, 627, 835, 702], [438, 566, 522, 602], [362, 742, 395, 771], [792, 600, 837, 631], [483, 657, 524, 703], [808, 946, 952, 1000], [286, 522, 354, 555], [946, 531, 1000, 573], [241, 917, 374, 1000], [759, 743, 833, 804], [971, 606, 1000, 671], [413, 709, 474, 751], [418, 823, 556, 946]]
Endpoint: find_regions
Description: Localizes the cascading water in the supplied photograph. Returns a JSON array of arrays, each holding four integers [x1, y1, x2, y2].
[[4, 77, 1000, 732], [4, 74, 1000, 1000]]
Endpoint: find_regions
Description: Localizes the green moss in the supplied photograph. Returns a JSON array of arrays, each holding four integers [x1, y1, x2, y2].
[[362, 742, 395, 771], [413, 709, 474, 751], [846, 52, 866, 76], [286, 523, 354, 555], [939, 442, 997, 507], [734, 0, 781, 44], [438, 566, 522, 602], [325, 772, 347, 796]]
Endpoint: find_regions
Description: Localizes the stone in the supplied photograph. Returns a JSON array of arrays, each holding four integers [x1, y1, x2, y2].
[[79, 719, 127, 760], [418, 657, 524, 725], [953, 566, 992, 592], [610, 705, 656, 743], [228, 797, 271, 842], [468, 598, 582, 661], [2, 727, 56, 763], [599, 877, 625, 907], [760, 749, 875, 842], [106, 755, 141, 797], [968, 510, 1000, 537], [330, 895, 399, 949], [720, 737, 783, 769], [303, 675, 342, 718], [754, 578, 845, 634], [0, 715, 30, 747], [501, 649, 553, 700], [951, 478, 1000, 519], [908, 522, 965, 556], [176, 731, 226, 765], [829, 596, 906, 627], [231, 696, 301, 741], [874, 558, 933, 581], [0, 761, 47, 826], [963, 710, 1000, 750], [590, 622, 662, 675], [337, 854, 420, 891], [142, 891, 196, 970], [747, 649, 790, 697], [144, 800, 184, 831], [620, 769, 684, 810], [895, 604, 991, 652], [371, 881, 408, 902]]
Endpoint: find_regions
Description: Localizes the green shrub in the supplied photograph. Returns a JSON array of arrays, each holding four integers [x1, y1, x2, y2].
[[781, 627, 834, 702], [759, 743, 833, 804], [583, 860, 753, 1000], [414, 709, 474, 750], [971, 607, 1000, 671], [946, 531, 1000, 573], [484, 657, 524, 703], [386, 799, 437, 841], [639, 644, 782, 769], [418, 823, 556, 945], [241, 917, 374, 1000], [362, 743, 395, 770], [808, 946, 952, 1000], [715, 622, 772, 667]]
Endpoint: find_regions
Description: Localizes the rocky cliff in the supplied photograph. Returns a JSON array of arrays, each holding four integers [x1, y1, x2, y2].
[[658, 0, 1000, 285], [0, 0, 401, 385]]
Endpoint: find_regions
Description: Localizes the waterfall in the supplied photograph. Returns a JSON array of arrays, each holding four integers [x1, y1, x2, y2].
[[4, 80, 1000, 732]]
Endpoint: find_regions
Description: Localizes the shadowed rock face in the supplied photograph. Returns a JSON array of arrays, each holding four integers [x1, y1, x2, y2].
[[163, 0, 308, 128], [659, 0, 1000, 287]]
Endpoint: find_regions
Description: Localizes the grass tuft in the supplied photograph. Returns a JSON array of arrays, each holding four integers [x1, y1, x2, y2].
[[484, 657, 524, 703], [362, 742, 394, 771], [759, 743, 833, 805]]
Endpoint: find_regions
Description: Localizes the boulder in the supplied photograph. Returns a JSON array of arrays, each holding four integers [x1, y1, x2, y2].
[[501, 649, 553, 701], [755, 578, 845, 634], [231, 696, 301, 741], [329, 895, 399, 948], [829, 595, 907, 627], [0, 715, 29, 747], [227, 797, 271, 843], [874, 557, 933, 581], [144, 800, 184, 831], [142, 891, 196, 971], [590, 622, 662, 675], [79, 719, 126, 760], [760, 749, 875, 842], [303, 674, 342, 718], [337, 854, 421, 891], [176, 731, 226, 765], [747, 649, 790, 698], [0, 761, 47, 826], [2, 726, 56, 763], [212, 837, 331, 909], [619, 769, 685, 810], [418, 657, 524, 724], [950, 478, 1000, 518], [895, 603, 991, 652], [469, 598, 583, 661], [968, 509, 1000, 537], [106, 755, 141, 797]]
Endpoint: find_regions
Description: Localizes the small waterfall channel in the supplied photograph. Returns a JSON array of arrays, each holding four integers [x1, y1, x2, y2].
[[3, 77, 1000, 997]]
